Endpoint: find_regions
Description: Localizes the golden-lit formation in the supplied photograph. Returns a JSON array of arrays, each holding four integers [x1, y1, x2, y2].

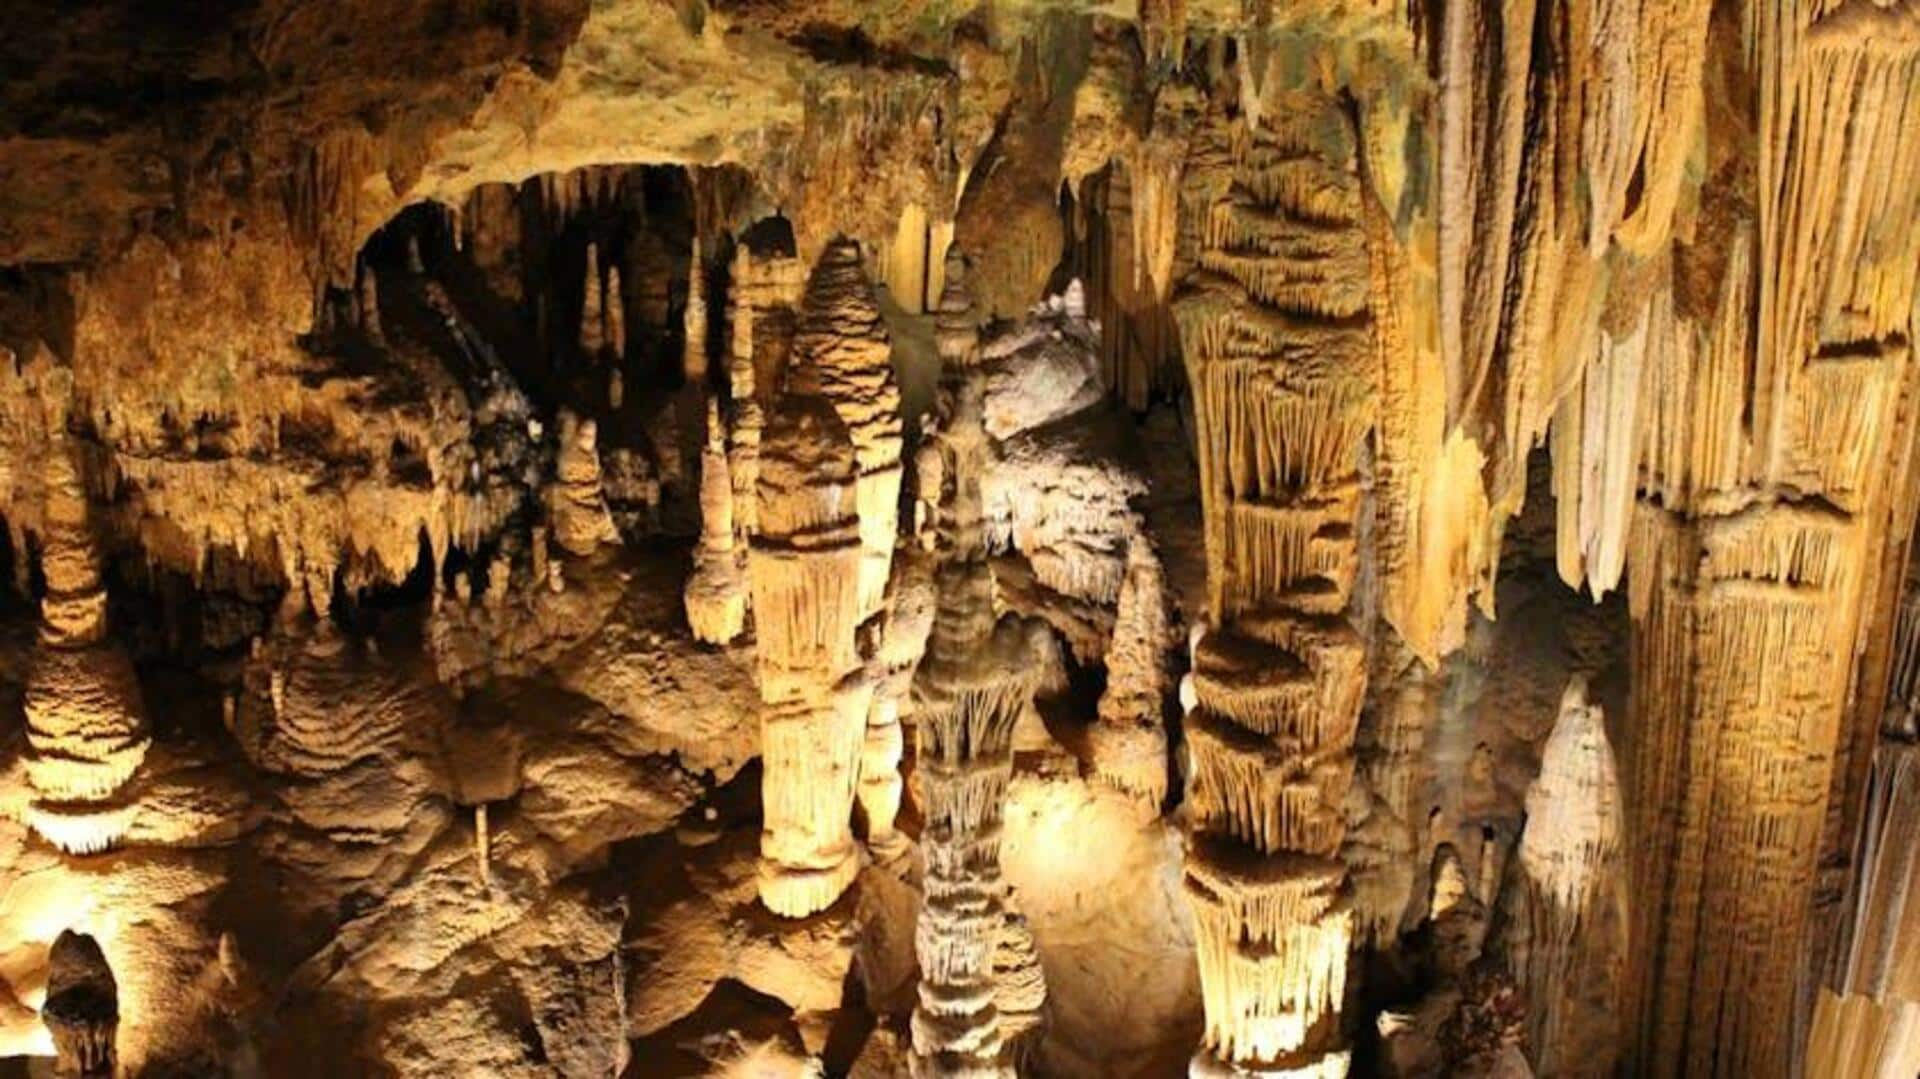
[[0, 0, 1918, 1074], [1172, 86, 1377, 1077]]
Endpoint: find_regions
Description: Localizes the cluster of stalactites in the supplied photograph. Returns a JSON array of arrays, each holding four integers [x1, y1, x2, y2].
[[19, 439, 151, 855], [749, 393, 870, 918], [1172, 92, 1376, 1078], [578, 240, 626, 361]]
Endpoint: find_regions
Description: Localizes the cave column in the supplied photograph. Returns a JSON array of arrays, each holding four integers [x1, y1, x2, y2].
[[1618, 5, 1920, 1075], [1171, 91, 1379, 1077], [907, 253, 1045, 1077]]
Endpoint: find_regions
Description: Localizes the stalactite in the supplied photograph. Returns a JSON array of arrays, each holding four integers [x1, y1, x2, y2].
[[680, 234, 704, 380], [750, 392, 869, 918], [580, 241, 607, 357], [1172, 88, 1376, 1077]]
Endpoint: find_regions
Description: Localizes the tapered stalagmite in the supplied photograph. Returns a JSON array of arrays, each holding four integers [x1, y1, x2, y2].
[[788, 238, 904, 625], [1511, 678, 1622, 1075], [785, 238, 912, 872], [549, 410, 620, 557], [1172, 89, 1377, 1076], [1089, 534, 1172, 807], [42, 931, 117, 1078], [909, 252, 1045, 1078], [686, 396, 748, 643], [859, 541, 934, 863], [750, 391, 869, 918], [22, 436, 152, 854]]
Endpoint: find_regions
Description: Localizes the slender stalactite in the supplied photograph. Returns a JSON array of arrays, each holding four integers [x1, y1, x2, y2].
[[1171, 87, 1378, 1077]]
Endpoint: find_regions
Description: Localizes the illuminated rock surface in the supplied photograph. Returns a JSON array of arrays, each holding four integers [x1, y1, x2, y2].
[[0, 1, 1917, 1075]]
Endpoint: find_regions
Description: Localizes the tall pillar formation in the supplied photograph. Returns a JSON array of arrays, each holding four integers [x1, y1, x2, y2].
[[1172, 90, 1378, 1077]]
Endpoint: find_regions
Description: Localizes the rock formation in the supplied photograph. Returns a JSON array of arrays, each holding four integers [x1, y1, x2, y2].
[[907, 253, 1046, 1078], [1088, 535, 1171, 807], [41, 930, 118, 1078], [686, 395, 749, 644], [1172, 88, 1377, 1077], [749, 391, 869, 918], [21, 438, 151, 854], [548, 411, 621, 559], [1507, 677, 1623, 1075], [0, 2, 1917, 1075]]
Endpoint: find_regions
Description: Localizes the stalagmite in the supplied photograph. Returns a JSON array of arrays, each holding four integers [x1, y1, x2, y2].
[[992, 909, 1048, 1067], [21, 437, 152, 854], [357, 260, 383, 344], [548, 410, 621, 557], [41, 931, 117, 1079], [910, 251, 1045, 1079], [1172, 89, 1376, 1077], [1089, 534, 1171, 807], [1511, 677, 1622, 1074], [787, 238, 904, 625], [859, 540, 935, 865], [749, 392, 869, 918], [686, 396, 748, 644]]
